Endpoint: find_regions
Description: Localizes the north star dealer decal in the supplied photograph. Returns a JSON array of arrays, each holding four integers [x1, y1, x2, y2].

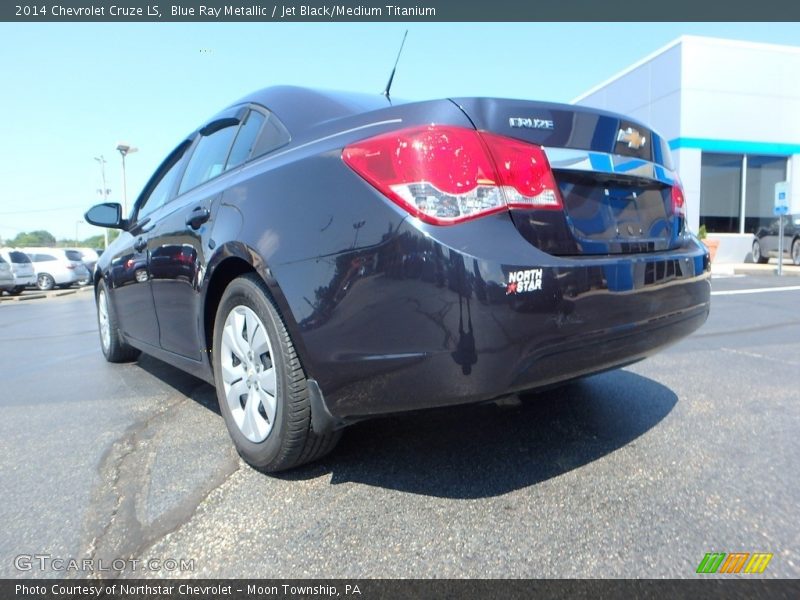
[[506, 269, 543, 294]]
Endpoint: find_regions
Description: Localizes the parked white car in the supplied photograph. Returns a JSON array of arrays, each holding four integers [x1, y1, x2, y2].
[[72, 247, 99, 283], [0, 254, 15, 294], [0, 248, 37, 295], [23, 248, 90, 290]]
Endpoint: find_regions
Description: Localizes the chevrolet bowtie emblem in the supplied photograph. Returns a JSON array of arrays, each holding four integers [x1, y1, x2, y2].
[[617, 127, 647, 150]]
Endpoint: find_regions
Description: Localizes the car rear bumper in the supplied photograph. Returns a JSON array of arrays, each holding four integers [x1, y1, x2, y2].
[[275, 212, 711, 421]]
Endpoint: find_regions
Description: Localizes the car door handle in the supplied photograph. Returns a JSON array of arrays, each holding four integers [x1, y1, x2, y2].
[[186, 207, 211, 230], [134, 237, 147, 252]]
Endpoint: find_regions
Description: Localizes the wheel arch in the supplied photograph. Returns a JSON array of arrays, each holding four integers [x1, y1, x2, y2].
[[201, 242, 309, 377]]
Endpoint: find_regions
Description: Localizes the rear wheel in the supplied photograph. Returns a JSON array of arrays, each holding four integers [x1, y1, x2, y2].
[[792, 239, 800, 266], [212, 274, 341, 472], [96, 280, 140, 362], [8, 286, 24, 296], [37, 273, 55, 290], [752, 240, 768, 264]]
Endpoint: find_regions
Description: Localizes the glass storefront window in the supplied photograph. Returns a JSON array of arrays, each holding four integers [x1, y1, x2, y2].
[[700, 153, 743, 233], [744, 155, 788, 234], [700, 152, 789, 234]]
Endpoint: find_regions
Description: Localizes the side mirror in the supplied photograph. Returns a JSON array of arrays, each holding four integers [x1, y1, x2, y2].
[[85, 203, 126, 229]]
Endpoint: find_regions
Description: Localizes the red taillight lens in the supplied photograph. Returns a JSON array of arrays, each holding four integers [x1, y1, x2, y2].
[[342, 125, 562, 225], [480, 132, 562, 210], [671, 177, 686, 218]]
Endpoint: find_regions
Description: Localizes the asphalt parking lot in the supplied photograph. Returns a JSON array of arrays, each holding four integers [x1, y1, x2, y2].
[[0, 274, 798, 578]]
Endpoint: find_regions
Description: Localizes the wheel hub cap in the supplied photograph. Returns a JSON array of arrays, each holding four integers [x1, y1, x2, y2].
[[220, 305, 277, 443]]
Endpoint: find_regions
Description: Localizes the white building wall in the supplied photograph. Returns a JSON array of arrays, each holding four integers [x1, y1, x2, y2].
[[576, 41, 682, 141], [679, 37, 800, 144], [573, 36, 800, 260]]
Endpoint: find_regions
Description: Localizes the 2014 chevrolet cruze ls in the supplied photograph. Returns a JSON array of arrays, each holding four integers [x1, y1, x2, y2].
[[86, 86, 711, 471]]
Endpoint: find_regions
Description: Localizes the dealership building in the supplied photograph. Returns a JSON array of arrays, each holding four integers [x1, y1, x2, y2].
[[573, 36, 800, 262]]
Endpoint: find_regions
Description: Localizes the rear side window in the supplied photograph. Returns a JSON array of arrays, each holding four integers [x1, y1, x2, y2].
[[0, 255, 6, 264], [35, 254, 57, 262], [225, 110, 266, 171], [179, 123, 239, 194], [65, 250, 83, 261], [9, 251, 30, 263], [252, 114, 290, 158]]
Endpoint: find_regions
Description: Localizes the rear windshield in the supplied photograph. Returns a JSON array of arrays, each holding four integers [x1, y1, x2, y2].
[[9, 251, 31, 263], [65, 250, 83, 261]]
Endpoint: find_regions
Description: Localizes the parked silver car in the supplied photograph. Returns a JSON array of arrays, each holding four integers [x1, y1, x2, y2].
[[23, 248, 90, 290], [72, 247, 99, 284], [0, 255, 14, 294], [0, 248, 37, 295]]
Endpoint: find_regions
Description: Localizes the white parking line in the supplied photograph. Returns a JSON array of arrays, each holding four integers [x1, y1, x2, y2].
[[711, 285, 800, 296]]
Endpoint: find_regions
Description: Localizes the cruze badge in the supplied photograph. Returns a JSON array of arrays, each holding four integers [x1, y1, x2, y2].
[[509, 117, 554, 131], [506, 269, 543, 294], [617, 127, 647, 149]]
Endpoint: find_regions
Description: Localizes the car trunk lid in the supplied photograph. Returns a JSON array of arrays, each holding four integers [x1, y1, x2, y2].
[[450, 98, 682, 255]]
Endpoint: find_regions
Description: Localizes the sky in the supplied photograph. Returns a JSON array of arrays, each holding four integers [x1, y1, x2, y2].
[[1, 21, 800, 242]]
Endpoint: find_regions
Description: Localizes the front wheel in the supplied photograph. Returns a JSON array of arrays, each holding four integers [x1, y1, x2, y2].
[[96, 280, 140, 363], [752, 240, 769, 264], [212, 274, 341, 472]]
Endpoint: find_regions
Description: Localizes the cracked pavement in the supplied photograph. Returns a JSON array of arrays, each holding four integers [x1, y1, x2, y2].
[[0, 276, 798, 578]]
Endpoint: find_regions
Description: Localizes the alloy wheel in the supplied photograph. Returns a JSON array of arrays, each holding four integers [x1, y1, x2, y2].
[[37, 274, 54, 290]]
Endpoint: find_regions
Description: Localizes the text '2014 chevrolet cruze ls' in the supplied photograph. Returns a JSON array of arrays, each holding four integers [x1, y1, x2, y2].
[[85, 87, 711, 472]]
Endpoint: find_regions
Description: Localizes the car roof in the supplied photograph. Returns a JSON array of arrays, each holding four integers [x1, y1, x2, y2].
[[226, 86, 401, 136]]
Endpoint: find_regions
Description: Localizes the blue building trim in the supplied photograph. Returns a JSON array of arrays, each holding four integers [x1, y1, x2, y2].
[[669, 137, 800, 156]]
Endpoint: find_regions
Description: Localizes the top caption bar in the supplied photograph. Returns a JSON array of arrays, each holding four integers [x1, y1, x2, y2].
[[4, 0, 800, 21]]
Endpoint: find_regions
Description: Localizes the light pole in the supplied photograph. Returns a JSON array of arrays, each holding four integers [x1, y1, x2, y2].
[[116, 143, 138, 218], [94, 155, 111, 249], [75, 220, 84, 247]]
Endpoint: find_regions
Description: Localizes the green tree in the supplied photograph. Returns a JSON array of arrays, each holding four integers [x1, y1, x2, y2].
[[8, 230, 56, 247], [81, 230, 119, 249]]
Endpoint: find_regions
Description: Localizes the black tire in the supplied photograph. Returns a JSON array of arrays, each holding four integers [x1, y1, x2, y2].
[[96, 280, 140, 363], [37, 273, 55, 290], [7, 286, 24, 296], [792, 239, 800, 267], [752, 240, 768, 264], [212, 274, 341, 472]]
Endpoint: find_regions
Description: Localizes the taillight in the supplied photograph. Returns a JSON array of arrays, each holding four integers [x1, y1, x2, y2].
[[342, 125, 562, 225], [671, 176, 686, 218], [480, 132, 562, 210]]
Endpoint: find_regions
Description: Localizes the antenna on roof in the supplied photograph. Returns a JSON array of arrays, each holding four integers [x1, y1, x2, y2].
[[382, 30, 408, 102]]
